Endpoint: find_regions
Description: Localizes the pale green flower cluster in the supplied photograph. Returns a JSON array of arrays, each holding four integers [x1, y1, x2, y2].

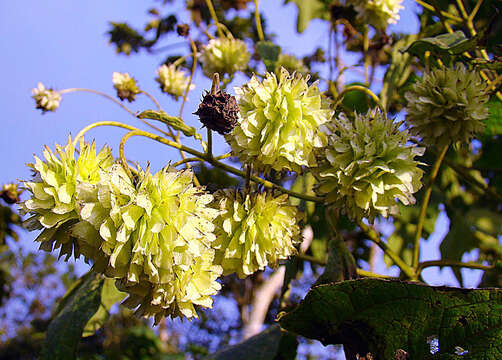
[[32, 82, 62, 113], [156, 64, 194, 100], [200, 37, 250, 78], [112, 72, 141, 102], [21, 141, 225, 321], [346, 0, 403, 29], [74, 165, 222, 322], [212, 189, 300, 278], [226, 68, 334, 173], [20, 138, 113, 260], [405, 64, 489, 147], [316, 109, 424, 222]]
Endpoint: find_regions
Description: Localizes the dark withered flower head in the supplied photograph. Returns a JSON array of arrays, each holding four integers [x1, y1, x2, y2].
[[193, 90, 239, 135]]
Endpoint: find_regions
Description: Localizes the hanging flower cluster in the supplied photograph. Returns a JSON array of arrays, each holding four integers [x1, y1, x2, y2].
[[32, 82, 62, 113], [156, 64, 194, 100], [200, 37, 250, 78], [345, 0, 404, 29], [212, 189, 301, 278], [315, 109, 424, 222], [226, 68, 334, 173], [405, 64, 489, 147], [20, 140, 227, 321]]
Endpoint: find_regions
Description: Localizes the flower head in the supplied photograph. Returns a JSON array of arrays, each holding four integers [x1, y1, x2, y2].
[[212, 189, 300, 278], [112, 72, 141, 102], [32, 82, 62, 113], [346, 0, 403, 29], [20, 137, 113, 259], [405, 64, 489, 147], [156, 64, 194, 100], [316, 109, 424, 222], [73, 165, 222, 320], [226, 68, 334, 173], [200, 37, 250, 78]]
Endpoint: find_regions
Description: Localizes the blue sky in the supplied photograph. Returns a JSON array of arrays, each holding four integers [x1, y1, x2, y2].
[[0, 0, 483, 294]]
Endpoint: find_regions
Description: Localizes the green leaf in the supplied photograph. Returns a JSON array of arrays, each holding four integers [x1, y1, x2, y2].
[[256, 41, 281, 72], [41, 272, 104, 360], [402, 31, 477, 59], [138, 110, 203, 141], [205, 325, 296, 360], [284, 0, 329, 33], [483, 98, 502, 136], [83, 278, 127, 337], [279, 278, 502, 359]]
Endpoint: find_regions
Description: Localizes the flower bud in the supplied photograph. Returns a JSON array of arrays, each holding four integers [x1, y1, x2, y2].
[[346, 0, 403, 29], [112, 72, 141, 102], [0, 183, 22, 204], [194, 90, 239, 135], [156, 64, 194, 100], [32, 83, 61, 113], [200, 37, 250, 78]]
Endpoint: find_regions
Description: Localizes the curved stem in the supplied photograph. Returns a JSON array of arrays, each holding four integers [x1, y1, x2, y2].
[[119, 132, 137, 180], [75, 121, 323, 202], [60, 88, 137, 117], [362, 26, 370, 86], [215, 152, 232, 160], [204, 0, 224, 38], [253, 0, 265, 41], [140, 90, 162, 111], [357, 220, 416, 279], [416, 260, 496, 277], [172, 157, 203, 167], [412, 144, 449, 269], [72, 121, 138, 147], [414, 0, 463, 22], [179, 38, 198, 118], [335, 85, 384, 113]]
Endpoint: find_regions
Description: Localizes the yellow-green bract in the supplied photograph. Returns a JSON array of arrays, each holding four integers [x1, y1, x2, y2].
[[200, 37, 250, 78], [405, 64, 489, 147], [315, 109, 424, 222], [212, 189, 301, 278], [20, 137, 113, 260], [226, 68, 334, 173]]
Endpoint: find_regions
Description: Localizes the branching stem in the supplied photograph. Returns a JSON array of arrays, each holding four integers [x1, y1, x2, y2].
[[412, 144, 449, 269], [335, 85, 384, 113]]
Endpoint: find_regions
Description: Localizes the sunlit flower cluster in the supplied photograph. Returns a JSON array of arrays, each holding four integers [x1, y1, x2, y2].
[[112, 72, 141, 102], [346, 0, 404, 29], [226, 68, 334, 173], [200, 37, 250, 78]]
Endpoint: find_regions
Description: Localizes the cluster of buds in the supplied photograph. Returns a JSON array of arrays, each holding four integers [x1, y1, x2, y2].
[[112, 72, 141, 102], [32, 83, 62, 113], [156, 64, 194, 100], [200, 37, 250, 78], [0, 183, 22, 204]]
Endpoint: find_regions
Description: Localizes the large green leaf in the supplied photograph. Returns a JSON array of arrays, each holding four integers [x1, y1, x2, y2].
[[83, 278, 127, 337], [205, 325, 297, 360], [41, 272, 104, 360], [279, 279, 502, 359], [284, 0, 329, 33], [402, 31, 477, 60]]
